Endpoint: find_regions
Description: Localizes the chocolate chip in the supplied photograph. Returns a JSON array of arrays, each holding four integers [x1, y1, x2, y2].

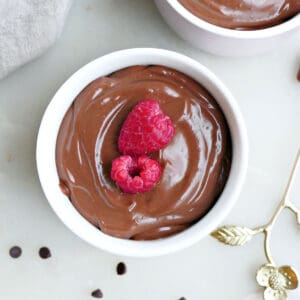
[[91, 289, 103, 298], [116, 262, 126, 275], [178, 298, 186, 300], [297, 68, 300, 82], [39, 247, 51, 259], [9, 246, 22, 258]]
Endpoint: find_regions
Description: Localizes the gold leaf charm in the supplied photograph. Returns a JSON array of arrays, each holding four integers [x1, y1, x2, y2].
[[210, 151, 300, 300], [211, 226, 257, 246], [297, 213, 300, 225]]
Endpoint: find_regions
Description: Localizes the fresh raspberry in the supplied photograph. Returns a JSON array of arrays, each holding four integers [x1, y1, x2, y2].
[[118, 100, 175, 156], [111, 155, 162, 194]]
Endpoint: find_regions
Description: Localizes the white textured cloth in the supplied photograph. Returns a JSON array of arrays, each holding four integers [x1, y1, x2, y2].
[[0, 0, 72, 79]]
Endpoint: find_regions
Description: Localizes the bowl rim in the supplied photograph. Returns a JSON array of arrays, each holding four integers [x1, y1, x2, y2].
[[167, 0, 300, 39], [36, 48, 248, 257]]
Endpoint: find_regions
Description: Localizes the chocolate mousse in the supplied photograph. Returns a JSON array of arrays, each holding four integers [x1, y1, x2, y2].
[[179, 0, 300, 30], [56, 65, 232, 240]]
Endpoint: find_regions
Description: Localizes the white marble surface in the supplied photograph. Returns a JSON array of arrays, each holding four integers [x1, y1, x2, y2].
[[0, 1, 300, 299]]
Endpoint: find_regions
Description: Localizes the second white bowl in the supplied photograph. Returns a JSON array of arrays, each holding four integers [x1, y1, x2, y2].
[[155, 0, 300, 56]]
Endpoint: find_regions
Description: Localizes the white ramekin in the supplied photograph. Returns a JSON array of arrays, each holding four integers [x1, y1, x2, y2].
[[36, 48, 248, 257], [155, 0, 300, 56]]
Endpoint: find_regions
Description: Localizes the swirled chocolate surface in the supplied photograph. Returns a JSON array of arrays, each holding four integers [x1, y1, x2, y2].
[[56, 65, 231, 240], [179, 0, 300, 29]]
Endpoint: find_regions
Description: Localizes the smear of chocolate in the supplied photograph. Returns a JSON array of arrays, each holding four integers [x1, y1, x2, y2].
[[91, 289, 103, 298], [9, 246, 22, 258], [59, 180, 70, 196], [39, 247, 51, 259], [297, 67, 300, 82], [178, 297, 186, 300], [116, 262, 126, 275]]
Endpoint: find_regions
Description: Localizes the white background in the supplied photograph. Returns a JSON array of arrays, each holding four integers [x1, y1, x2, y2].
[[0, 1, 300, 299]]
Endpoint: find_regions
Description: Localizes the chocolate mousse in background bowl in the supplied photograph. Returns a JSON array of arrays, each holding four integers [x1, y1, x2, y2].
[[155, 0, 300, 56], [36, 48, 248, 257]]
